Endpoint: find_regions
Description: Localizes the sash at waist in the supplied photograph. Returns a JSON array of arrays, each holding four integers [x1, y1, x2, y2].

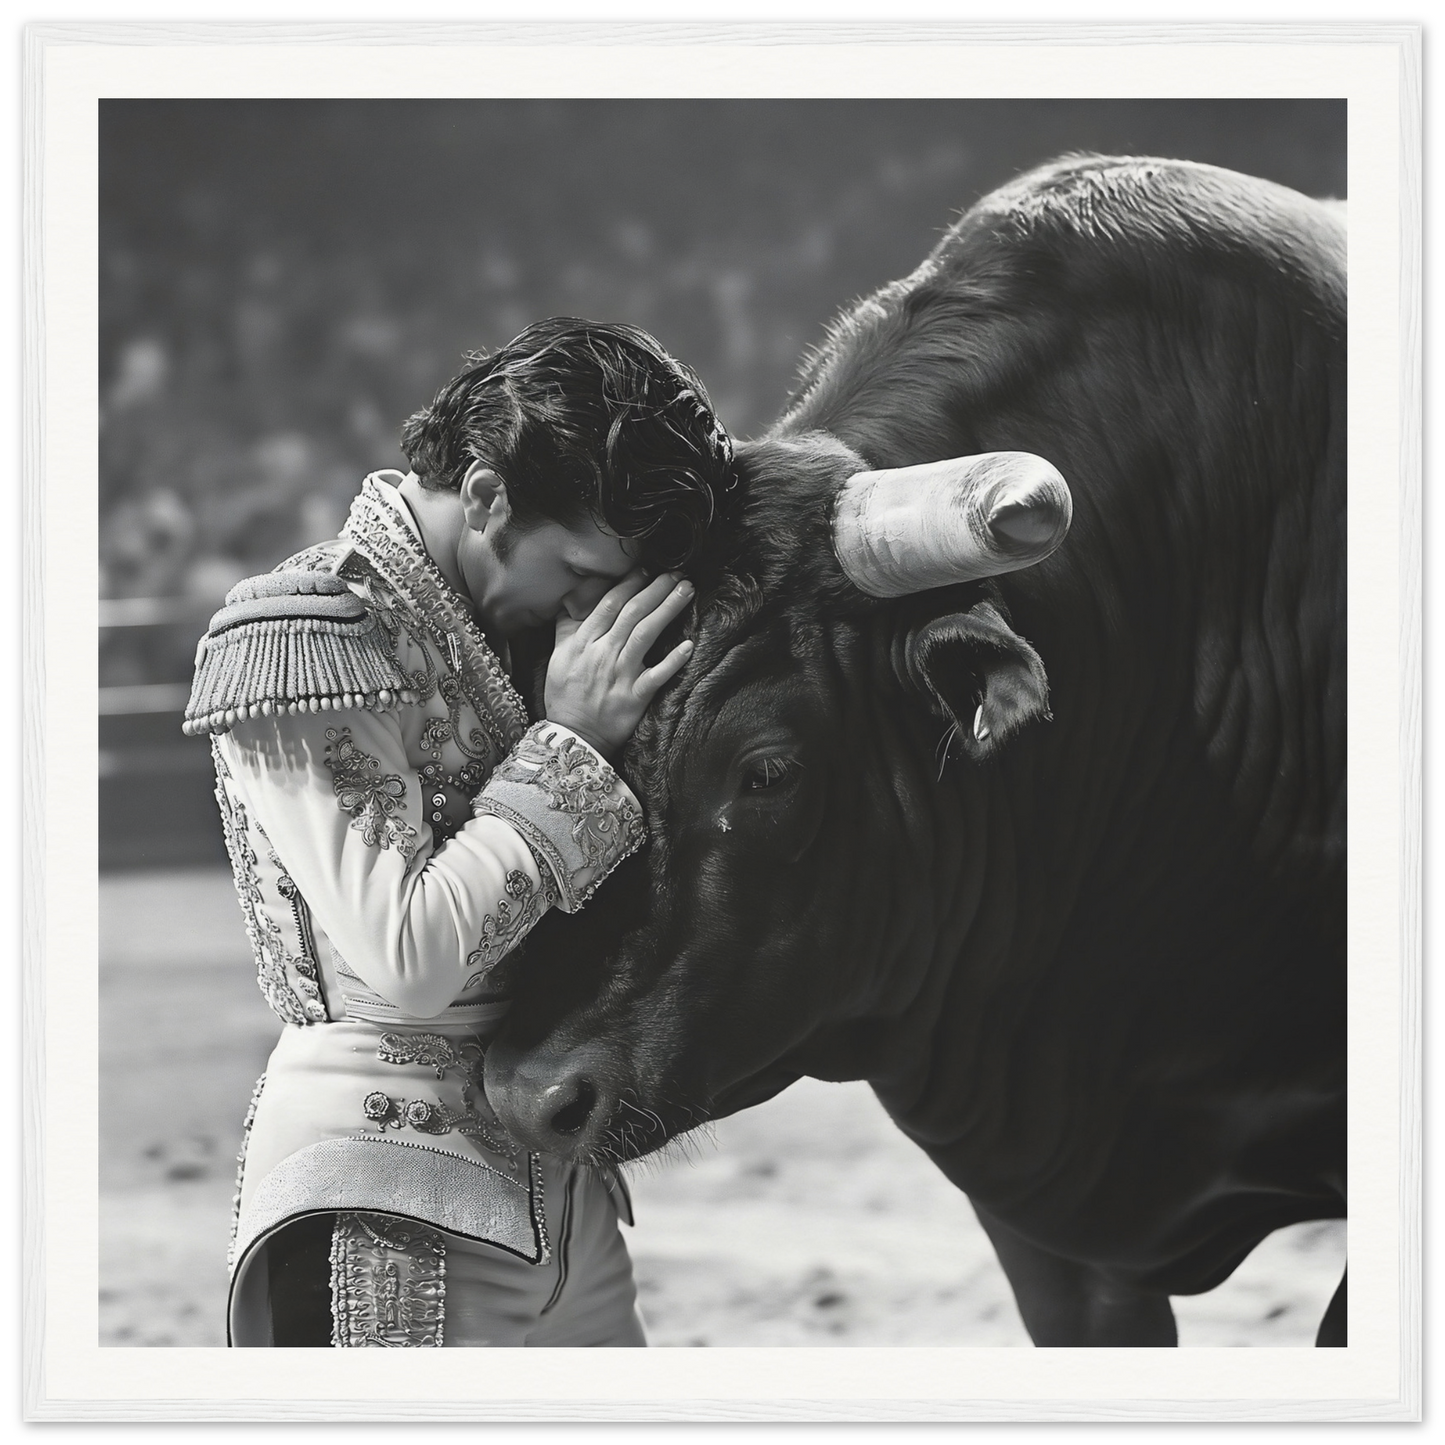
[[340, 995, 512, 1028]]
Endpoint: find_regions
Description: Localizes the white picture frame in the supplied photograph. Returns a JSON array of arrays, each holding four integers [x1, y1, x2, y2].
[[21, 19, 1421, 1424]]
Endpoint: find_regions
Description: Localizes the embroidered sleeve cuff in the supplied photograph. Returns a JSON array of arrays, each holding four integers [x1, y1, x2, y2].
[[471, 722, 647, 913]]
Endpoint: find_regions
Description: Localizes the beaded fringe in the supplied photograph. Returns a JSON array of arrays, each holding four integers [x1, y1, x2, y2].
[[183, 614, 418, 736]]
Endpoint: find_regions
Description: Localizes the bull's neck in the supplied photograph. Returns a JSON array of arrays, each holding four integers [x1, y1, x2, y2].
[[788, 609, 1126, 1152], [791, 706, 1052, 1096], [814, 780, 1040, 1075]]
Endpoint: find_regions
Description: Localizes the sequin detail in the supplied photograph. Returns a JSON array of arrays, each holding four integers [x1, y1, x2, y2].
[[330, 1213, 446, 1347], [415, 706, 488, 847]]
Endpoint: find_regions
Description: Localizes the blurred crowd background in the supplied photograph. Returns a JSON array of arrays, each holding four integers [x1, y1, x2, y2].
[[97, 97, 1347, 1349], [98, 98, 1345, 866]]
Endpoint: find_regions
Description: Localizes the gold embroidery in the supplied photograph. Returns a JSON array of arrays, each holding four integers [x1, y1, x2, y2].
[[213, 751, 323, 1025], [462, 868, 547, 989], [330, 1213, 445, 1347], [376, 1031, 483, 1077], [324, 726, 419, 861], [368, 1033, 521, 1168], [493, 725, 648, 879], [341, 477, 529, 759]]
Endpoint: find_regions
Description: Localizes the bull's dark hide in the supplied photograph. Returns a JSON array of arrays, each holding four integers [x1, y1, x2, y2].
[[487, 155, 1346, 1346]]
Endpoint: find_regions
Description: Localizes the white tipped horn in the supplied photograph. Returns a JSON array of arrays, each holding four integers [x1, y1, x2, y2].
[[831, 452, 1072, 599]]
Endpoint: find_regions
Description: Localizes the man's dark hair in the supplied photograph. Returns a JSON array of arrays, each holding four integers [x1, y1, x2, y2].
[[400, 318, 737, 572]]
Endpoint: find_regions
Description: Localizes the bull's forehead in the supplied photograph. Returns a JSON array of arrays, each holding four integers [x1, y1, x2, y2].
[[629, 605, 837, 786], [669, 607, 814, 737]]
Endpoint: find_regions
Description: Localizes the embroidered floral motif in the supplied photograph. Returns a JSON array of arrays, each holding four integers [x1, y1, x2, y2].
[[376, 1031, 484, 1078], [386, 605, 440, 707], [369, 1033, 521, 1166], [330, 1212, 446, 1347], [436, 674, 496, 762], [494, 726, 648, 876], [361, 1088, 518, 1164], [462, 869, 547, 989], [324, 726, 418, 861], [418, 716, 453, 754], [500, 729, 618, 812]]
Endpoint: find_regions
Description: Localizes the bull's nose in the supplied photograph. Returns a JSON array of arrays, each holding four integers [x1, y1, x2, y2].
[[484, 1043, 612, 1159], [538, 1075, 598, 1138]]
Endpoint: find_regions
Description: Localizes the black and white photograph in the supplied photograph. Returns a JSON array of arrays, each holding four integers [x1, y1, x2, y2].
[[24, 21, 1420, 1423], [99, 92, 1355, 1351]]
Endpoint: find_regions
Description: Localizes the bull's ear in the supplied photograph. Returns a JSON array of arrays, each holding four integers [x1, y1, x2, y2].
[[901, 600, 1051, 762]]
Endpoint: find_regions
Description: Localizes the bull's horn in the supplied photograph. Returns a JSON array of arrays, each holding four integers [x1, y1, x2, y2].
[[832, 452, 1072, 598]]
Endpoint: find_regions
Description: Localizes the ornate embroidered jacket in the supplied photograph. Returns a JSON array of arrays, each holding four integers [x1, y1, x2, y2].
[[194, 473, 645, 1342]]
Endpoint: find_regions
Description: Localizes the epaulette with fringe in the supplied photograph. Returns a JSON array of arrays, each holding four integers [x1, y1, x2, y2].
[[183, 570, 421, 737]]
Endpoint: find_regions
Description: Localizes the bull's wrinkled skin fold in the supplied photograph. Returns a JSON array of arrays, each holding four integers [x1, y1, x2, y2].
[[486, 156, 1347, 1348]]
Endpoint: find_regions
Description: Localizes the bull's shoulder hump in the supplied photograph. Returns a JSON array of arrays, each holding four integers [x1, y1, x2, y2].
[[943, 154, 1345, 303]]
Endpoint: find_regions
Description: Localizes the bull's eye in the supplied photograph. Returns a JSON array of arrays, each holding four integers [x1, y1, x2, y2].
[[739, 756, 800, 793]]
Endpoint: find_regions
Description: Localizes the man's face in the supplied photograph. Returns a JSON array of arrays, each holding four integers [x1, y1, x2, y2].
[[461, 509, 642, 638]]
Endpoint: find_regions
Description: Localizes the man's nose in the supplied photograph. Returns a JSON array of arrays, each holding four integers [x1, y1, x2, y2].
[[563, 578, 610, 620]]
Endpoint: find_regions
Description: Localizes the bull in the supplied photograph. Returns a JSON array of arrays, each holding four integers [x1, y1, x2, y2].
[[486, 155, 1347, 1347]]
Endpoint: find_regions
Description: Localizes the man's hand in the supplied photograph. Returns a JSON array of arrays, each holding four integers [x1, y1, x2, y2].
[[544, 571, 695, 761]]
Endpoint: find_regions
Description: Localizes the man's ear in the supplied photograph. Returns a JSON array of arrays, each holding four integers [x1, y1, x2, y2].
[[460, 463, 507, 531], [900, 599, 1051, 762]]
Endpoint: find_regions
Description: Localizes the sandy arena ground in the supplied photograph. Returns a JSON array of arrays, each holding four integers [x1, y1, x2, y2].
[[99, 869, 1344, 1348]]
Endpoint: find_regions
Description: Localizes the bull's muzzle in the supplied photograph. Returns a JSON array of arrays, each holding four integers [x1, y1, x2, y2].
[[484, 1039, 616, 1161]]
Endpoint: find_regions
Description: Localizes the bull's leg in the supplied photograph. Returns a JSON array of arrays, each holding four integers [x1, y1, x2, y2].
[[974, 1206, 1177, 1346], [1315, 1268, 1346, 1346]]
